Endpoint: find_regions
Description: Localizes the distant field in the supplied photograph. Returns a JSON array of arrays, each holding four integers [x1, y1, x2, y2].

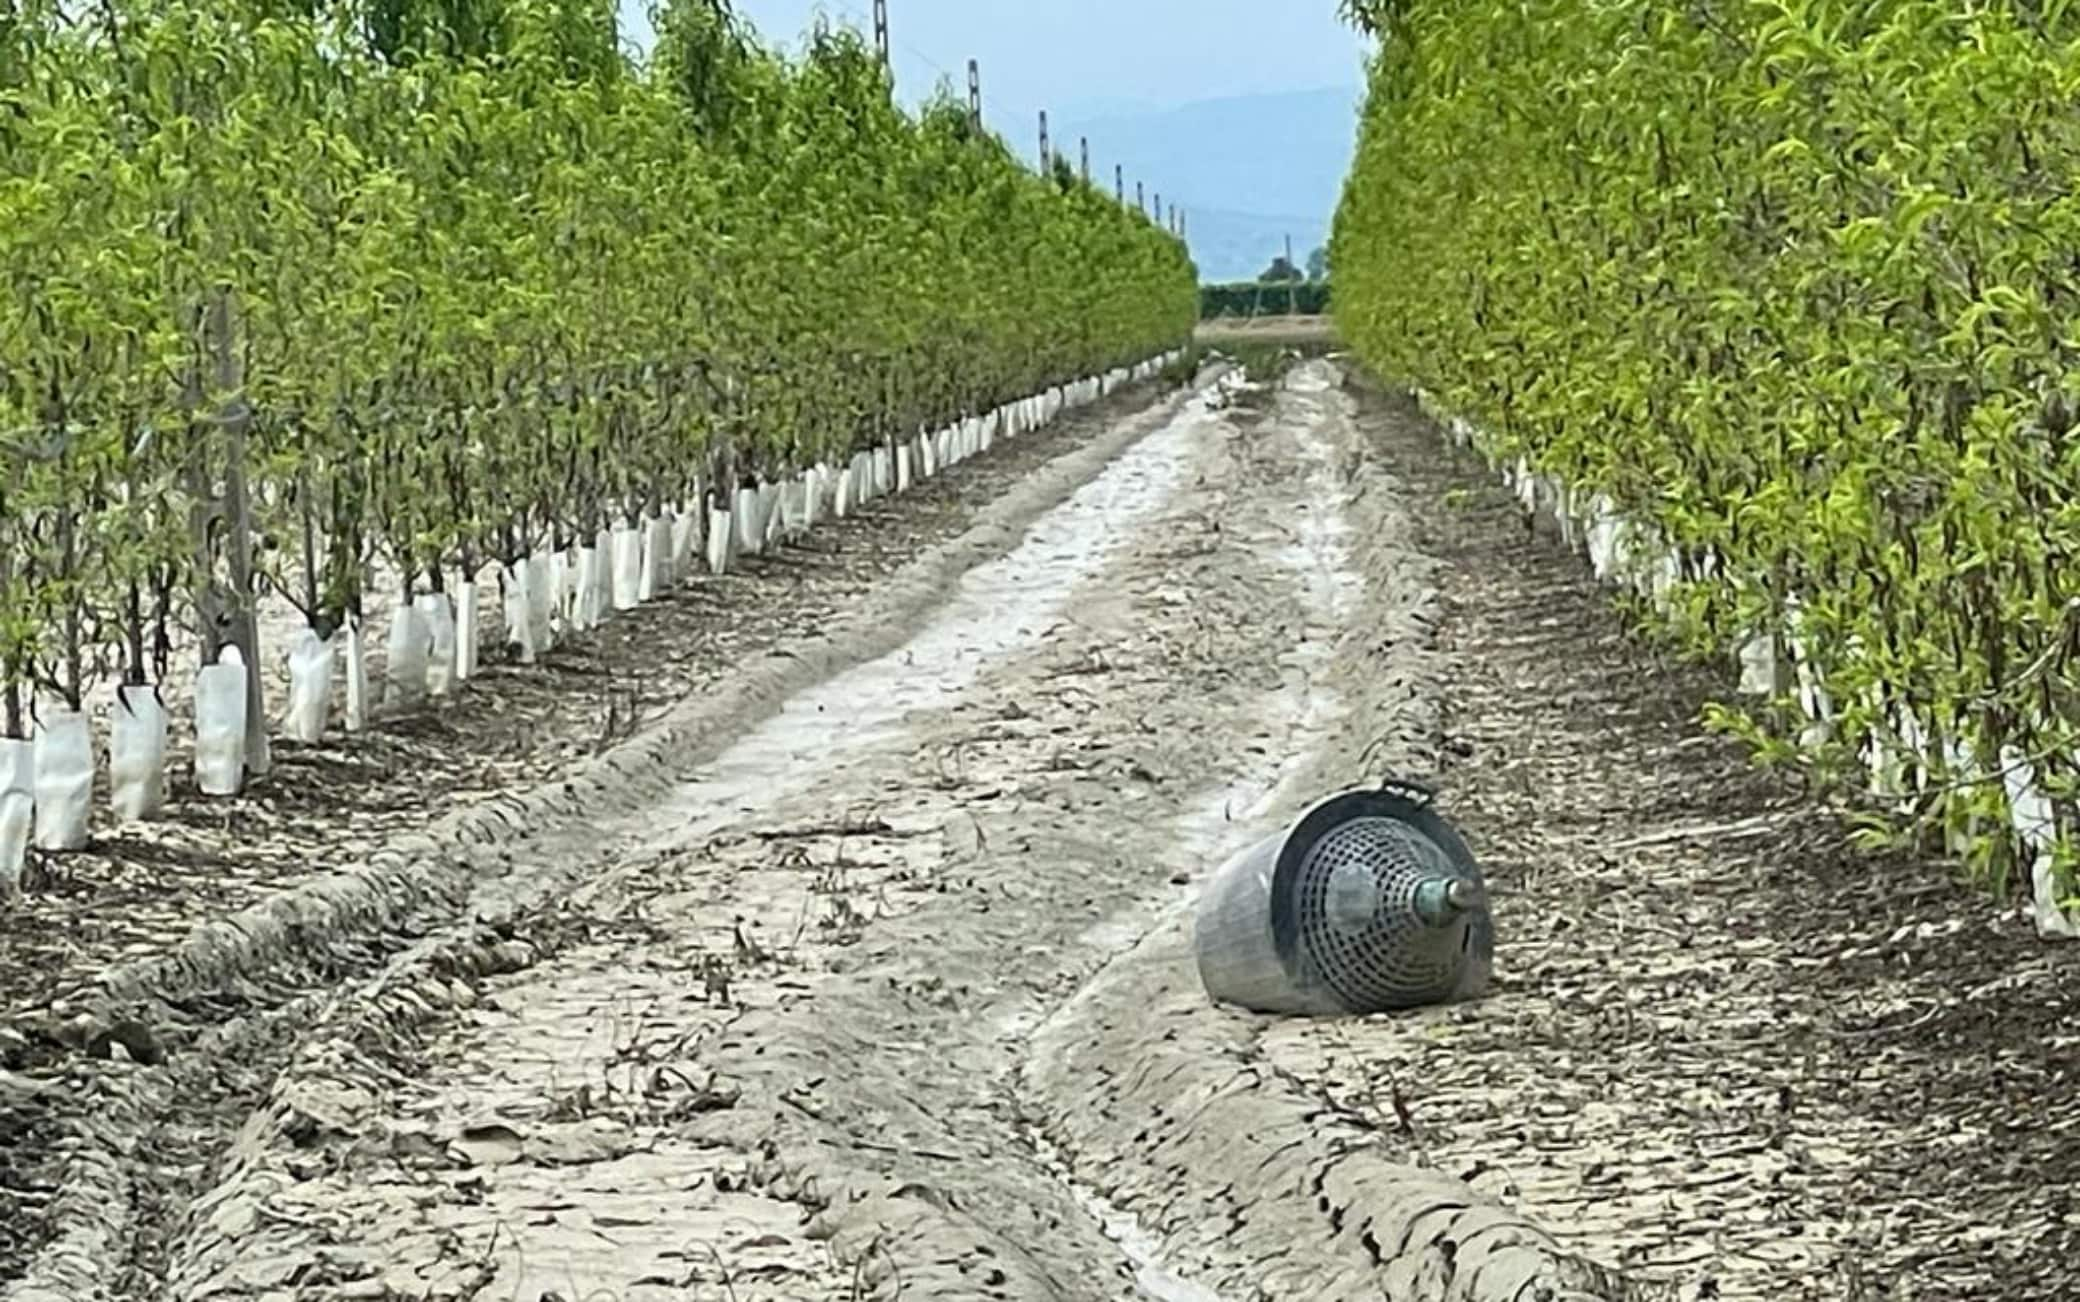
[[1195, 315, 1339, 348]]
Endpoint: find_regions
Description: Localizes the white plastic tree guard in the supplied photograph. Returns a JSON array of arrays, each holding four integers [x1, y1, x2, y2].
[[285, 629, 335, 742], [195, 644, 251, 796], [733, 488, 761, 558], [612, 523, 642, 610], [0, 740, 30, 893], [455, 581, 481, 679], [419, 591, 458, 695], [32, 708, 93, 851], [706, 508, 734, 576], [110, 684, 169, 821], [383, 600, 430, 707]]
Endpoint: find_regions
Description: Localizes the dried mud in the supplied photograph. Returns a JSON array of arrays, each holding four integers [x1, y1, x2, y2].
[[1253, 386, 2080, 1301], [5, 359, 2073, 1302]]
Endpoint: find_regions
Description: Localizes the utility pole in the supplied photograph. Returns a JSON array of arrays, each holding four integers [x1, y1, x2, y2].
[[1079, 137, 1089, 185], [967, 59, 981, 133], [1115, 163, 1124, 204], [1038, 110, 1050, 171], [1136, 180, 1144, 214], [872, 0, 889, 69]]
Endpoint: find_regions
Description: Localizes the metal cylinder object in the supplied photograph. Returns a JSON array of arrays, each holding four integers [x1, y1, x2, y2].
[[1194, 779, 1494, 1016]]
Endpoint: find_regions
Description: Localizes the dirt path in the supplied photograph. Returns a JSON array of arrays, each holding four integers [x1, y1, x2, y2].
[[8, 361, 2074, 1302], [154, 369, 1334, 1300]]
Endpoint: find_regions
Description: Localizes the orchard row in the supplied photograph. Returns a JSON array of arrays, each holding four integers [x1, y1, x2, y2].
[[1333, 1, 2080, 931], [0, 0, 1197, 893]]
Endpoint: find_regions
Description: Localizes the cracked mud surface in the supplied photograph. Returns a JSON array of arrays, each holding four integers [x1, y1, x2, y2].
[[8, 361, 2075, 1302]]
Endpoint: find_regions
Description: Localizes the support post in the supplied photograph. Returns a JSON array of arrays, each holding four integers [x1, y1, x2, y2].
[[967, 59, 981, 132], [1039, 109, 1050, 171], [195, 290, 271, 780], [873, 0, 889, 68]]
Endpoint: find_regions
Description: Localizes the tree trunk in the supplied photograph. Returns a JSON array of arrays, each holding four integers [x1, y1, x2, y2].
[[189, 289, 271, 779], [55, 510, 83, 711], [124, 579, 147, 687], [0, 544, 21, 739]]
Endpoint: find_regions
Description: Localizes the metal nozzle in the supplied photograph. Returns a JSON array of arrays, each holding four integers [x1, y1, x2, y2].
[[1413, 876, 1480, 927]]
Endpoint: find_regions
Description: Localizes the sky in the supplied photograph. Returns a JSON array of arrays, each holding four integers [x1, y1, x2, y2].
[[617, 1, 1368, 125]]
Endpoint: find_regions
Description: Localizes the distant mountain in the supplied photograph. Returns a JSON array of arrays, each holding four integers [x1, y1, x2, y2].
[[1048, 93, 1170, 122], [1053, 85, 1363, 284]]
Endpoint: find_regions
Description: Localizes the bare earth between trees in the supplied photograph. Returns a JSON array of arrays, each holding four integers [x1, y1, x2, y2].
[[3, 364, 2075, 1301]]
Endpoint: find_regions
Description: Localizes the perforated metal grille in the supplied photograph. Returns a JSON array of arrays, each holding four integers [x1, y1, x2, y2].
[[1293, 816, 1478, 1013]]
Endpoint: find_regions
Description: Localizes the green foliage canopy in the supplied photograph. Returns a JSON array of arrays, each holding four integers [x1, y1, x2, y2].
[[0, 0, 1194, 716], [1332, 0, 2080, 900], [1200, 280, 1329, 319]]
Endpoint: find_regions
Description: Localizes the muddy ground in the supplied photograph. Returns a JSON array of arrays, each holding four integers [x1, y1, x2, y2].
[[4, 360, 2076, 1302]]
